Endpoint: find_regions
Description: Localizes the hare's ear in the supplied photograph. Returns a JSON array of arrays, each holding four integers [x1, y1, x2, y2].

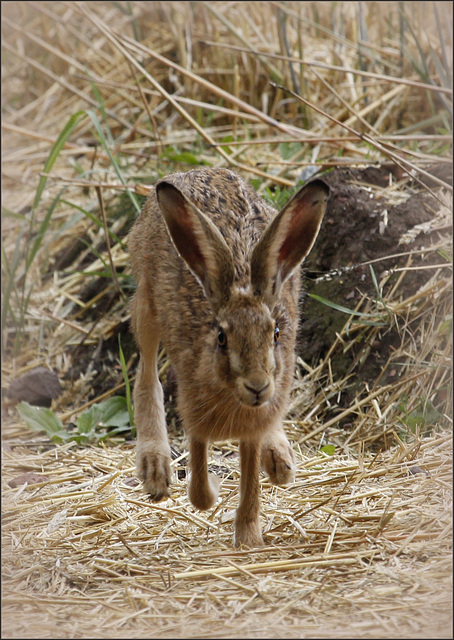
[[251, 179, 329, 307], [156, 181, 235, 310]]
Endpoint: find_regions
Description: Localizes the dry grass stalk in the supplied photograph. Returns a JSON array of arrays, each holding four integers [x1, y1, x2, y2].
[[2, 1, 452, 638], [2, 425, 452, 638]]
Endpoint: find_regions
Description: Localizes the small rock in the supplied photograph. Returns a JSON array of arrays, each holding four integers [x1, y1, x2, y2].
[[122, 477, 140, 487], [8, 367, 61, 407], [8, 472, 50, 488], [408, 465, 430, 477]]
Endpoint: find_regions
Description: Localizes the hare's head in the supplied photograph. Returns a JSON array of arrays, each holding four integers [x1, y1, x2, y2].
[[155, 178, 329, 409]]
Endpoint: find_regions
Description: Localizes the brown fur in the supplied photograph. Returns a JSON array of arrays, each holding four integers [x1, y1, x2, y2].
[[129, 168, 329, 547]]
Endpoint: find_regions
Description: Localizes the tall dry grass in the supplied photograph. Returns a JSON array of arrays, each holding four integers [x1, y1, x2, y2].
[[1, 3, 452, 638]]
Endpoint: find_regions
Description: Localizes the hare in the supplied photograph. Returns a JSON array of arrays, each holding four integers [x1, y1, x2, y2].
[[129, 168, 329, 547]]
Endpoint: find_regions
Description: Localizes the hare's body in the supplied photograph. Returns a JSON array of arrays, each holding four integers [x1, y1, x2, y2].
[[129, 168, 328, 547]]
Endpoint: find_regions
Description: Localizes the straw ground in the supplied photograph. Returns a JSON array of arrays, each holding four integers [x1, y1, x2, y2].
[[2, 2, 452, 638]]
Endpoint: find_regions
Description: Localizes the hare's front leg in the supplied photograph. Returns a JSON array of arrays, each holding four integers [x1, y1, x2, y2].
[[235, 440, 264, 548], [188, 438, 220, 510], [132, 288, 172, 501], [261, 422, 296, 486]]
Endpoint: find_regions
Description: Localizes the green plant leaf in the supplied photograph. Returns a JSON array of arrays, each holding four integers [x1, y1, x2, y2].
[[76, 405, 103, 435], [278, 141, 301, 160], [220, 134, 234, 155], [17, 396, 133, 447], [75, 396, 130, 436], [319, 444, 336, 456], [439, 314, 452, 336], [96, 396, 130, 428], [17, 402, 68, 443], [95, 424, 132, 442], [163, 150, 207, 165], [397, 395, 443, 435]]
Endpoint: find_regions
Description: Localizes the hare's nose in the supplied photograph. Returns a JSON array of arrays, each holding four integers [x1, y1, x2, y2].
[[244, 379, 271, 405], [244, 380, 269, 396]]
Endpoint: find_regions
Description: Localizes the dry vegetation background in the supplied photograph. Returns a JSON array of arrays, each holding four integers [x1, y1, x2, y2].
[[1, 2, 453, 638]]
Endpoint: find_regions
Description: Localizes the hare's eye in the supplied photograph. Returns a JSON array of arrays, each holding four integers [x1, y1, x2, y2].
[[274, 324, 280, 344], [218, 329, 227, 349]]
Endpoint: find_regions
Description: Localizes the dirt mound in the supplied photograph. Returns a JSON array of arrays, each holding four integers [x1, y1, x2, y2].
[[298, 164, 451, 391]]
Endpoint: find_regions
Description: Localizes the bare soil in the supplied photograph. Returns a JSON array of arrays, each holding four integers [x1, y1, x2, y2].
[[1, 2, 451, 638], [298, 164, 452, 401]]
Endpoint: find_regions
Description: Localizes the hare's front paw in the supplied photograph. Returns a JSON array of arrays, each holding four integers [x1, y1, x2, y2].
[[261, 435, 296, 486], [188, 473, 220, 511], [234, 518, 264, 548], [137, 442, 172, 501]]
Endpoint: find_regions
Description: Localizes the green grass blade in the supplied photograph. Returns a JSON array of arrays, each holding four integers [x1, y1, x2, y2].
[[89, 81, 113, 144], [369, 265, 394, 323], [61, 199, 127, 251], [1, 207, 28, 222], [1, 226, 26, 347], [33, 111, 86, 211], [368, 264, 381, 299], [26, 190, 64, 272], [308, 293, 374, 318], [75, 236, 110, 272], [86, 109, 141, 214]]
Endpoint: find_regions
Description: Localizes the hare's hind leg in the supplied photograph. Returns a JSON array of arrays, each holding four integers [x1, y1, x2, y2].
[[188, 438, 220, 510], [234, 440, 264, 548], [261, 422, 296, 486], [131, 285, 172, 501]]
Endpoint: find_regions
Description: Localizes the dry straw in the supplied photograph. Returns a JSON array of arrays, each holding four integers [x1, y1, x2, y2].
[[2, 1, 452, 638]]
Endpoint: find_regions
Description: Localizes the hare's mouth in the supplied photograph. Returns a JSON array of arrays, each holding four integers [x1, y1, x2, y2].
[[250, 397, 269, 408], [239, 396, 267, 408]]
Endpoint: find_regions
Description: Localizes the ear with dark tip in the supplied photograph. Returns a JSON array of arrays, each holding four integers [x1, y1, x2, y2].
[[250, 179, 329, 307], [156, 181, 235, 311]]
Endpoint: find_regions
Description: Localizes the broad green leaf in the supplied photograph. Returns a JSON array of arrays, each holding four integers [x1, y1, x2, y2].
[[220, 134, 234, 155], [17, 402, 68, 443], [76, 405, 103, 435], [278, 141, 301, 160], [319, 444, 336, 456], [76, 397, 130, 434], [96, 424, 131, 442], [96, 396, 130, 427], [102, 411, 130, 428]]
